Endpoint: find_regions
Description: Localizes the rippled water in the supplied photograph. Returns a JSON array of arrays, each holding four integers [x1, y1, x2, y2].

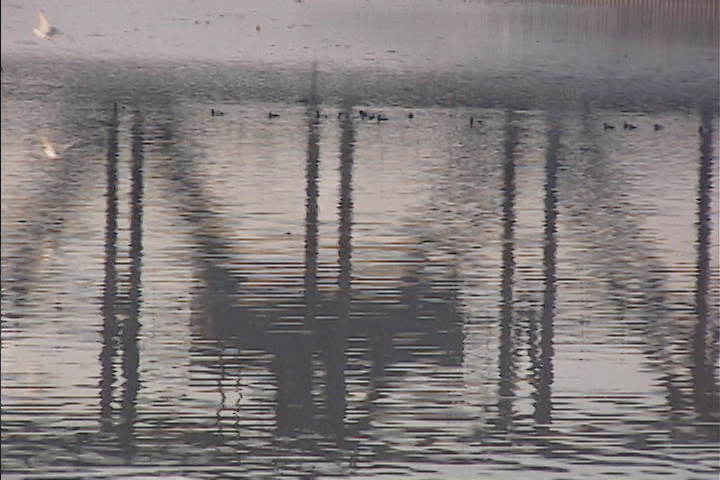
[[2, 1, 719, 479]]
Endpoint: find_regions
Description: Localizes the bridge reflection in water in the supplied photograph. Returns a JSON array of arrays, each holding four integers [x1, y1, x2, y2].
[[91, 88, 716, 472]]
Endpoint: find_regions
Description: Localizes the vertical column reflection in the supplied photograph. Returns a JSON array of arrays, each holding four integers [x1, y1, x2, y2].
[[322, 103, 355, 440], [274, 63, 321, 436], [118, 112, 145, 459], [534, 112, 560, 427], [99, 103, 120, 426], [304, 65, 321, 331], [692, 108, 718, 440], [497, 110, 519, 432]]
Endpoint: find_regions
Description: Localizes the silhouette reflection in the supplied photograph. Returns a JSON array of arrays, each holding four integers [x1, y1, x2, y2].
[[98, 106, 145, 460], [496, 110, 520, 433], [317, 102, 355, 440], [534, 112, 560, 428], [99, 102, 120, 426], [692, 106, 719, 440], [172, 110, 464, 452], [3, 45, 718, 474], [81, 93, 718, 472]]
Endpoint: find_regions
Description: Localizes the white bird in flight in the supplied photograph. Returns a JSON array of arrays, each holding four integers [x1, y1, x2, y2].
[[40, 136, 61, 159], [33, 10, 61, 41], [39, 136, 83, 159]]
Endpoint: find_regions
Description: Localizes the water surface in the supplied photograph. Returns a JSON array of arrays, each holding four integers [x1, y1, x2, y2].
[[1, 1, 719, 478]]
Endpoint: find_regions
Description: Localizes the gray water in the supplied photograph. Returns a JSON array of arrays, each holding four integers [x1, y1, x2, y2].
[[1, 1, 719, 479]]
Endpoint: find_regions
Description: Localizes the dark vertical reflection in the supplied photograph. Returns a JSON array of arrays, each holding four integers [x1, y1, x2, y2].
[[99, 103, 120, 426], [320, 102, 355, 440], [304, 63, 321, 330], [692, 107, 718, 439], [534, 112, 559, 427], [497, 110, 519, 432], [274, 332, 314, 435], [274, 63, 321, 436], [118, 112, 145, 458]]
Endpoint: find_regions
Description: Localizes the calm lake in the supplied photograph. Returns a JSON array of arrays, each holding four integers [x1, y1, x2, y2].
[[1, 0, 719, 478]]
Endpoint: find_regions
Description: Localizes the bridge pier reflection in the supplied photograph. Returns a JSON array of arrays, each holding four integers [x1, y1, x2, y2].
[[693, 106, 718, 441], [98, 105, 145, 460], [496, 110, 520, 434], [535, 111, 559, 428], [178, 95, 465, 443]]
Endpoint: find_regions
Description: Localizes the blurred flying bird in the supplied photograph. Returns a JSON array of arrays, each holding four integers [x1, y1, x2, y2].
[[40, 136, 60, 159], [33, 10, 60, 41], [39, 136, 83, 159]]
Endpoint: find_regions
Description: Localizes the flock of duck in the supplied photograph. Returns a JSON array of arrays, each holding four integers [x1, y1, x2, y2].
[[211, 109, 680, 135], [32, 9, 711, 153], [211, 108, 403, 123], [603, 121, 664, 132]]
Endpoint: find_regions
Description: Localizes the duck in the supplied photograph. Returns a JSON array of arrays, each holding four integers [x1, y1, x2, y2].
[[654, 123, 663, 131], [376, 114, 388, 123], [407, 112, 414, 119], [603, 122, 615, 130], [211, 108, 225, 117], [623, 121, 637, 130], [268, 112, 280, 119], [358, 110, 368, 120]]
